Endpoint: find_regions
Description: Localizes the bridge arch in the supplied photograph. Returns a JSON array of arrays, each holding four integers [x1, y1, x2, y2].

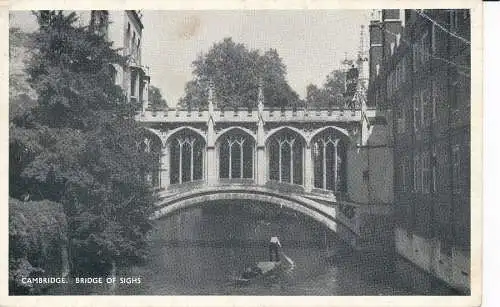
[[152, 187, 360, 248], [153, 189, 341, 235]]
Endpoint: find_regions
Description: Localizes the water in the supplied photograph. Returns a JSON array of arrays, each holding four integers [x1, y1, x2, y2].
[[49, 200, 460, 295]]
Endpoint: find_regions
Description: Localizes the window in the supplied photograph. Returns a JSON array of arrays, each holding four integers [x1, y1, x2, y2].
[[269, 129, 305, 186], [387, 73, 392, 98], [396, 63, 400, 87], [401, 57, 406, 83], [431, 24, 436, 55], [422, 151, 431, 194], [412, 43, 418, 72], [126, 23, 131, 50], [432, 80, 437, 121], [109, 65, 117, 85], [413, 152, 421, 192], [450, 68, 459, 110], [432, 146, 437, 193], [400, 158, 407, 192], [312, 130, 345, 192], [132, 32, 136, 56], [219, 132, 254, 180], [137, 38, 141, 59], [452, 144, 461, 194], [422, 88, 431, 127], [421, 31, 430, 63], [413, 92, 420, 133], [130, 71, 137, 97], [449, 11, 459, 32], [438, 143, 448, 193], [397, 104, 406, 134], [406, 156, 412, 192], [169, 130, 205, 184]]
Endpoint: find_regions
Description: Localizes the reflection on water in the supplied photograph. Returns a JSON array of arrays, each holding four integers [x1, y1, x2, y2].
[[49, 200, 460, 295]]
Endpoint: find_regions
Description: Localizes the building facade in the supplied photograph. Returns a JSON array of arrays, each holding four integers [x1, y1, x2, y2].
[[368, 9, 471, 293], [75, 10, 151, 110]]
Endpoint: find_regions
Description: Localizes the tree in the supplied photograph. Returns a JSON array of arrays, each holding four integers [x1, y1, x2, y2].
[[27, 11, 130, 130], [179, 37, 302, 109], [10, 10, 156, 277], [9, 198, 67, 294], [148, 85, 168, 110], [305, 68, 348, 108]]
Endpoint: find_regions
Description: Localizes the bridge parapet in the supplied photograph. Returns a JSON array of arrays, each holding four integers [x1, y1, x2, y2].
[[136, 107, 376, 124]]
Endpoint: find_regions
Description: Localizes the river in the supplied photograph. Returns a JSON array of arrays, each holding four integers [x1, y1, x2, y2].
[[49, 200, 461, 295]]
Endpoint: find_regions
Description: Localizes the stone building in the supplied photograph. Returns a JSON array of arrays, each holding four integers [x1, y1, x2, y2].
[[368, 9, 471, 293], [74, 10, 151, 110]]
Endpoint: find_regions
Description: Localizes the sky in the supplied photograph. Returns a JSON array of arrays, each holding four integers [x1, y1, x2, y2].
[[10, 10, 371, 107]]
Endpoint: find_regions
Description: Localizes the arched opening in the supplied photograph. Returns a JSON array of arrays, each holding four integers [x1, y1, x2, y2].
[[311, 128, 347, 194], [266, 128, 305, 185], [138, 132, 163, 188], [217, 129, 255, 181], [168, 129, 205, 184]]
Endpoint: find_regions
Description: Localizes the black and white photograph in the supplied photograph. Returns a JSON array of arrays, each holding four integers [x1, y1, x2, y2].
[[5, 2, 480, 305]]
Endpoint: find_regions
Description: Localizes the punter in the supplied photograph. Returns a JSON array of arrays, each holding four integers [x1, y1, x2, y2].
[[269, 236, 281, 262]]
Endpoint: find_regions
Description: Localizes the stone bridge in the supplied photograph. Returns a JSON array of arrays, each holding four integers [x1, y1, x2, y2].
[[136, 85, 393, 252]]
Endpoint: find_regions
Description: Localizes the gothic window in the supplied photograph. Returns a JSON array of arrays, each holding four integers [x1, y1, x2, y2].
[[422, 87, 431, 127], [138, 135, 162, 188], [137, 38, 141, 60], [311, 129, 347, 193], [218, 130, 254, 180], [169, 130, 205, 184], [130, 71, 137, 98], [267, 129, 304, 185], [397, 103, 406, 134], [413, 92, 420, 133], [413, 152, 421, 192], [125, 23, 131, 52], [432, 146, 437, 193], [422, 150, 431, 194], [132, 32, 136, 57], [452, 144, 461, 194]]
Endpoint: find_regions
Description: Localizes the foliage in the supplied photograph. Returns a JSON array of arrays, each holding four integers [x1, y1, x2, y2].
[[179, 37, 302, 108], [9, 198, 67, 294], [305, 69, 348, 108], [148, 85, 168, 110], [10, 10, 157, 276], [26, 10, 130, 130], [9, 27, 36, 100]]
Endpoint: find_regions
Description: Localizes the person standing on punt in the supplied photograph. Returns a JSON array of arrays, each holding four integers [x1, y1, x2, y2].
[[269, 236, 281, 262]]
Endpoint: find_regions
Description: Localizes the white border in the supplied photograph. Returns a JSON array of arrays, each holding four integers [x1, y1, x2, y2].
[[1, 1, 483, 306]]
